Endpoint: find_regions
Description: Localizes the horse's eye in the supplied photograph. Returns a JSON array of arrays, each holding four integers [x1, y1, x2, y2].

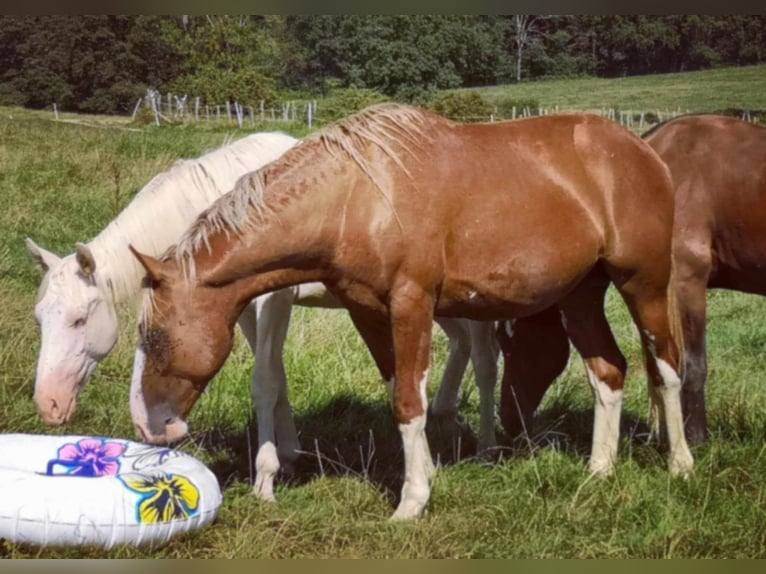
[[73, 318, 86, 328]]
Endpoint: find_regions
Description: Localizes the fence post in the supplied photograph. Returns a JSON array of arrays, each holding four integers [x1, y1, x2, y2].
[[195, 97, 200, 121], [249, 106, 254, 126], [150, 95, 160, 126], [52, 103, 59, 120], [131, 98, 142, 121], [307, 102, 313, 128], [260, 100, 265, 122]]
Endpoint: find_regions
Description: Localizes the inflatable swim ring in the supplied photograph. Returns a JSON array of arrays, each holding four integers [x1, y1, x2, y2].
[[0, 434, 222, 548]]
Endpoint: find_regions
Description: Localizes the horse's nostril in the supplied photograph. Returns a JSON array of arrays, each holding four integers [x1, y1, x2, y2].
[[49, 398, 60, 415], [165, 417, 173, 425]]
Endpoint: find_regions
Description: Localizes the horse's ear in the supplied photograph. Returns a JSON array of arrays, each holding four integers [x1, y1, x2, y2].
[[75, 243, 96, 278], [128, 245, 165, 284], [25, 238, 60, 273]]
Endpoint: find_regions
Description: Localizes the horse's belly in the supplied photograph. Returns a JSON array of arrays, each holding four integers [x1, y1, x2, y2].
[[437, 253, 596, 320]]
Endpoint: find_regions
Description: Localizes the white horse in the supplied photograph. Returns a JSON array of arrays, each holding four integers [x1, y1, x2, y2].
[[27, 132, 498, 502]]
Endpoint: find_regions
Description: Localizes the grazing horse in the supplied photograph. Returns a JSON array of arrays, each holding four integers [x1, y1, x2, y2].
[[128, 103, 693, 520], [498, 114, 766, 446], [25, 131, 495, 502]]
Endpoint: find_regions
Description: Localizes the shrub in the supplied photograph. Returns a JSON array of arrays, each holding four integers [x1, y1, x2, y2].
[[490, 96, 540, 119], [317, 88, 389, 123], [423, 91, 492, 122], [169, 67, 278, 108], [0, 82, 26, 106]]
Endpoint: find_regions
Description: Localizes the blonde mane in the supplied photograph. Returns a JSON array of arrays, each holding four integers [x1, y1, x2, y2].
[[170, 104, 442, 280], [86, 132, 297, 306]]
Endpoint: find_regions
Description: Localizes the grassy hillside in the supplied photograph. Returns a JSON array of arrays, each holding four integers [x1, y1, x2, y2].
[[2, 67, 766, 558], [468, 64, 766, 113]]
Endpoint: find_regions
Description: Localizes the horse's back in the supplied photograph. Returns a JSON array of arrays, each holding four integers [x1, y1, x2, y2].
[[436, 114, 676, 262], [400, 114, 677, 317], [646, 115, 766, 290]]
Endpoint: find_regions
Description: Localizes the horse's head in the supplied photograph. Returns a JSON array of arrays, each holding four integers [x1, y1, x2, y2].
[[26, 239, 119, 425], [128, 246, 236, 445]]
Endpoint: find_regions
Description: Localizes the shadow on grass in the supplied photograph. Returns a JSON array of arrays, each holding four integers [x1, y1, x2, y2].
[[196, 393, 483, 506], [193, 392, 679, 507]]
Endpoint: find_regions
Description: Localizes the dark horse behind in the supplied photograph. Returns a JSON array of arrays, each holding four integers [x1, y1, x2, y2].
[[499, 114, 766, 447]]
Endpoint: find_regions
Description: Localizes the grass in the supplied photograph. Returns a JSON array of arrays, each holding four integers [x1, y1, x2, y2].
[[2, 66, 766, 558], [467, 64, 766, 113]]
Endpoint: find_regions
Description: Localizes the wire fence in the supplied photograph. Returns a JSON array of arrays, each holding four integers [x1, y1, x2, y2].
[[54, 89, 763, 134]]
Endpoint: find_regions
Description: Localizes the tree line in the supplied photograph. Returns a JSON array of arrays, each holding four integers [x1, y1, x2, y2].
[[1, 15, 764, 114]]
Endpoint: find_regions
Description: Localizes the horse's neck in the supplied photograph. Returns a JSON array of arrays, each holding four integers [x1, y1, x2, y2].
[[88, 166, 241, 305]]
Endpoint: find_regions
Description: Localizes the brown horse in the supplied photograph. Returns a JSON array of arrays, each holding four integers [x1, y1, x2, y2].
[[499, 114, 766, 446], [128, 104, 693, 519]]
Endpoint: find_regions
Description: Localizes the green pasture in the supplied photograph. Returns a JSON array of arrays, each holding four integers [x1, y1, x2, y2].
[[1, 66, 766, 558], [469, 64, 766, 114]]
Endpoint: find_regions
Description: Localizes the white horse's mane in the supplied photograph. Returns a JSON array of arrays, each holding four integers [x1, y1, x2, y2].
[[88, 132, 298, 305], [170, 104, 438, 277]]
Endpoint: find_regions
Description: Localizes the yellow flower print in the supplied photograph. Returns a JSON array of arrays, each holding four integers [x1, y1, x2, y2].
[[120, 472, 200, 524]]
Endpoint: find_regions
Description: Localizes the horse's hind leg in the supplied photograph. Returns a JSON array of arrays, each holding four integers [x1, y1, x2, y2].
[[613, 271, 694, 477], [430, 317, 472, 419], [431, 318, 499, 453], [469, 320, 500, 452], [558, 272, 627, 477]]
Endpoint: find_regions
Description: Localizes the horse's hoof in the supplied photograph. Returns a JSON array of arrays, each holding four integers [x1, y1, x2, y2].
[[587, 460, 615, 479], [669, 453, 694, 479], [390, 497, 428, 521]]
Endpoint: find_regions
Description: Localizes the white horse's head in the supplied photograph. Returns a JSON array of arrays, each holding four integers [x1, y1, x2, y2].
[[26, 238, 118, 425]]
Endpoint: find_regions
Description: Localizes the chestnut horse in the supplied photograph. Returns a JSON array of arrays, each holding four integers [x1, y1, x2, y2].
[[498, 114, 766, 446], [128, 104, 693, 519], [24, 132, 495, 503]]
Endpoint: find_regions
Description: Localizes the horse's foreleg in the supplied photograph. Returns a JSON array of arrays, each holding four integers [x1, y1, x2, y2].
[[431, 317, 471, 418], [469, 320, 499, 452], [238, 289, 300, 502], [389, 280, 436, 520], [674, 248, 712, 446]]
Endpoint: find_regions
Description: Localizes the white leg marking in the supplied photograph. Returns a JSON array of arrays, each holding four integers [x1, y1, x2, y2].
[[253, 441, 279, 502], [585, 364, 623, 477], [655, 358, 694, 477], [392, 371, 434, 520]]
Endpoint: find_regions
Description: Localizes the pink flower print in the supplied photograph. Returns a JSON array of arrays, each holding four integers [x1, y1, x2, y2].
[[47, 438, 127, 477]]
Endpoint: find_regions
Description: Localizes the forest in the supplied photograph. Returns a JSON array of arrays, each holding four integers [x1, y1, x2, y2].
[[1, 15, 764, 114]]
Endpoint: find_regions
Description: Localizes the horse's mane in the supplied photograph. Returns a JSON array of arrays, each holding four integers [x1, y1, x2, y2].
[[87, 132, 297, 305], [169, 104, 441, 278]]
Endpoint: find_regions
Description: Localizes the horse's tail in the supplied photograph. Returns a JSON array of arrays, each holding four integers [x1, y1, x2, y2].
[[667, 257, 686, 379]]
